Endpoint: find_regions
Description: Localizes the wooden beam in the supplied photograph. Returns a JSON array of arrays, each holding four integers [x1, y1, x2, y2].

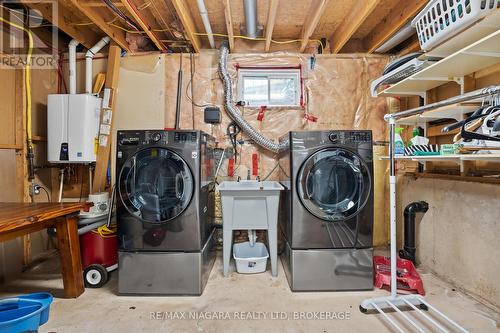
[[119, 0, 167, 51], [397, 38, 421, 56], [69, 0, 131, 52], [329, 0, 380, 54], [364, 0, 427, 53], [299, 0, 329, 53], [92, 45, 121, 193], [265, 0, 279, 52], [81, 1, 125, 7], [171, 0, 201, 52], [19, 1, 100, 49], [223, 0, 234, 50]]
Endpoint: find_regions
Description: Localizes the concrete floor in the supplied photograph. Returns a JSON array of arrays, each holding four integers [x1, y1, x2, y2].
[[1, 252, 499, 333]]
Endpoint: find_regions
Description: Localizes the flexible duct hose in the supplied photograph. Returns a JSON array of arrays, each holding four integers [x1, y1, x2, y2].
[[218, 41, 289, 153]]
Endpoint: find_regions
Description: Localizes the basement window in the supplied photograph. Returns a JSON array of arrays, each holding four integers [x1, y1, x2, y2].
[[237, 68, 302, 107]]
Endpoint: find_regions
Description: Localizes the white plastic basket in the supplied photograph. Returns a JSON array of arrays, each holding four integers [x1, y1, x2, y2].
[[233, 242, 269, 274], [412, 0, 500, 51]]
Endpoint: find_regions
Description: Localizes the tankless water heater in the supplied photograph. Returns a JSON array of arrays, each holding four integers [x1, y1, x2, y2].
[[47, 94, 101, 163]]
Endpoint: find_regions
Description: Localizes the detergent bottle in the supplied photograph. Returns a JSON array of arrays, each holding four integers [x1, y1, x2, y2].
[[394, 127, 405, 156]]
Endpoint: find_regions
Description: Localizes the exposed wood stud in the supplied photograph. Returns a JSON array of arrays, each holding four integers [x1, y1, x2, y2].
[[69, 0, 131, 52], [92, 45, 121, 193], [364, 0, 427, 53], [119, 0, 167, 51], [299, 0, 330, 53], [18, 1, 100, 49], [329, 0, 381, 54], [223, 0, 234, 50], [171, 0, 201, 52], [265, 0, 279, 52]]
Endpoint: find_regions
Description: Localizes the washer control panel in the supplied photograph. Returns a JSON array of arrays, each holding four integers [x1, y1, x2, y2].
[[328, 131, 372, 144], [118, 130, 201, 146]]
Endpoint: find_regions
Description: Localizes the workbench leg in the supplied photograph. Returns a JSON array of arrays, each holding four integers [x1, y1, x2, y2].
[[56, 215, 84, 298]]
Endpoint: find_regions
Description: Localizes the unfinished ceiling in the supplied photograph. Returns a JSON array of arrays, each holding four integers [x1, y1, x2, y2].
[[3, 0, 428, 54]]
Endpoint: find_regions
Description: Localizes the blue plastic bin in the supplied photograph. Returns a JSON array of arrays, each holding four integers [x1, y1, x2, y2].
[[0, 292, 53, 333]]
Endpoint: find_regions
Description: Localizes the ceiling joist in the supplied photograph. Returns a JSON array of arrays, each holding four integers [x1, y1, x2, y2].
[[299, 0, 329, 53], [364, 0, 427, 53], [119, 0, 167, 51], [329, 0, 381, 54], [265, 0, 279, 52], [69, 0, 131, 53], [223, 0, 234, 50], [18, 1, 100, 49], [171, 0, 201, 52]]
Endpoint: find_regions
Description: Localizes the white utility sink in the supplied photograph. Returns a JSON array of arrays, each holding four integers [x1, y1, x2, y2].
[[218, 180, 284, 277], [218, 180, 284, 191]]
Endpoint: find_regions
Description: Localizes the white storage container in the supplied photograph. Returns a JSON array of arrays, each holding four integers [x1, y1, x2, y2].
[[233, 242, 269, 274], [412, 0, 500, 51]]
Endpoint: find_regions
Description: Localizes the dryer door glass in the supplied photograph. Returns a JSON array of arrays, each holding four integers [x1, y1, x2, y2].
[[119, 147, 194, 223], [297, 148, 371, 221]]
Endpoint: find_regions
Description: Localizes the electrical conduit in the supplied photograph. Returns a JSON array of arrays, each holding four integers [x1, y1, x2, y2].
[[218, 41, 289, 153]]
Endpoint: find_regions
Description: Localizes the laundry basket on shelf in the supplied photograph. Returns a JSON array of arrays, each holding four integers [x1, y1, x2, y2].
[[412, 0, 500, 51]]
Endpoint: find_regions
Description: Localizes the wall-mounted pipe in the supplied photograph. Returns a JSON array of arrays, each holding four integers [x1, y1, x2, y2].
[[243, 0, 258, 38], [196, 0, 215, 48], [399, 201, 429, 264], [68, 39, 79, 94], [85, 36, 111, 94], [218, 41, 288, 153]]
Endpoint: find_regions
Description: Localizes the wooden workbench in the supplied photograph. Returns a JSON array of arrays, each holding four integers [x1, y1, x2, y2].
[[0, 202, 87, 298]]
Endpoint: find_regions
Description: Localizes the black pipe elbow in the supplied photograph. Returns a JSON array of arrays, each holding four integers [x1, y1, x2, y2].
[[404, 201, 429, 216], [400, 201, 429, 264]]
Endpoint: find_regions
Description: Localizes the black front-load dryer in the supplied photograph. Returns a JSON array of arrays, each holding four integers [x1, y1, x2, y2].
[[278, 130, 374, 291], [116, 130, 216, 295]]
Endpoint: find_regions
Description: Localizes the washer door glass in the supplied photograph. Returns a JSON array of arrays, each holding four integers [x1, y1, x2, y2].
[[297, 148, 371, 221], [119, 147, 194, 223]]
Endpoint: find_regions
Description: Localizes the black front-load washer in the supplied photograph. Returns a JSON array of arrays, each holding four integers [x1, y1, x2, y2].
[[115, 130, 216, 295]]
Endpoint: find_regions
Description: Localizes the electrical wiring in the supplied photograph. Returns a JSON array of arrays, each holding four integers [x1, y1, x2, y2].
[[193, 32, 324, 53], [39, 186, 51, 202], [84, 20, 325, 52], [185, 53, 218, 108], [0, 15, 33, 151]]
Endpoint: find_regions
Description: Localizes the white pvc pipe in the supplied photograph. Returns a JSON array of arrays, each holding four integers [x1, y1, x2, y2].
[[68, 39, 79, 94], [85, 36, 111, 94], [196, 0, 215, 48], [375, 22, 415, 53]]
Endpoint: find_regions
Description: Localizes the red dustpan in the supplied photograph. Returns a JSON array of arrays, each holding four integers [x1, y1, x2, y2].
[[373, 255, 425, 295]]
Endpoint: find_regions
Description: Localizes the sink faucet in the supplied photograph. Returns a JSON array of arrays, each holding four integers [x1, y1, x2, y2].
[[236, 175, 241, 182], [256, 175, 261, 182], [246, 170, 251, 180]]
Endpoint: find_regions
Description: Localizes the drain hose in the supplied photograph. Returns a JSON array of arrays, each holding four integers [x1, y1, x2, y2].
[[218, 41, 289, 153]]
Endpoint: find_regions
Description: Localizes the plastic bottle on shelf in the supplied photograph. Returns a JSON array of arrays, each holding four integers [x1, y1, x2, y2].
[[394, 127, 405, 156]]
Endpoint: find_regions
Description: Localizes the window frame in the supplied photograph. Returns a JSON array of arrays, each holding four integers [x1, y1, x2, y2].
[[237, 68, 302, 108]]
